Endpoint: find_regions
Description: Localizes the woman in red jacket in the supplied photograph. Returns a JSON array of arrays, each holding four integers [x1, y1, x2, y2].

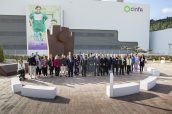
[[54, 55, 61, 76]]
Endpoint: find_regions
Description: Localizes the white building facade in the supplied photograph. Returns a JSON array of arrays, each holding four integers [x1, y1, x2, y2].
[[150, 28, 172, 55], [0, 0, 150, 54]]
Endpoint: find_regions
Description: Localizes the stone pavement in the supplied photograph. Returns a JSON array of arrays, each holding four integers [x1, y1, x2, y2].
[[0, 62, 172, 114]]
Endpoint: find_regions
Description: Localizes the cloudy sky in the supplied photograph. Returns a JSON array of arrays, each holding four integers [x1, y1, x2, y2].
[[125, 0, 172, 20]]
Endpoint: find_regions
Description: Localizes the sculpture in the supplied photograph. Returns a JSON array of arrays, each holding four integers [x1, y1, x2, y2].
[[47, 25, 74, 57]]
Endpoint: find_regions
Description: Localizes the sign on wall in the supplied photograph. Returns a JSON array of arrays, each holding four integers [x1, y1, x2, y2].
[[26, 5, 62, 56]]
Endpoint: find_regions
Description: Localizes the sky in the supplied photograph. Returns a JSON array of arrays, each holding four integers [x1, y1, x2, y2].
[[125, 0, 172, 20]]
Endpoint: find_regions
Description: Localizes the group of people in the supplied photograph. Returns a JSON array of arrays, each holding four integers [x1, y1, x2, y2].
[[17, 52, 146, 80]]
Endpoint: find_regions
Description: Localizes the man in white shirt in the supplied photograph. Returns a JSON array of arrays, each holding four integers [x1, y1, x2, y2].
[[17, 59, 25, 81]]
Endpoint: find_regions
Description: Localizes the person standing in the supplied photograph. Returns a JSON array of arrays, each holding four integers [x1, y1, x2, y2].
[[131, 54, 135, 72], [74, 55, 80, 76], [35, 52, 39, 60], [107, 54, 112, 72], [140, 54, 145, 73], [36, 56, 42, 77], [29, 53, 36, 79], [60, 54, 67, 77], [42, 56, 48, 77], [67, 54, 74, 77], [119, 55, 124, 75], [123, 55, 127, 73], [48, 54, 54, 76], [87, 55, 95, 75], [17, 58, 25, 81], [100, 55, 104, 76], [112, 55, 119, 75], [126, 55, 132, 75], [27, 56, 31, 75], [104, 55, 109, 76], [54, 55, 61, 76], [134, 54, 140, 72], [94, 54, 100, 76], [81, 55, 87, 77]]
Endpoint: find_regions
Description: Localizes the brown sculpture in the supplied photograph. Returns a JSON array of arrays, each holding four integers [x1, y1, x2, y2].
[[47, 25, 74, 57]]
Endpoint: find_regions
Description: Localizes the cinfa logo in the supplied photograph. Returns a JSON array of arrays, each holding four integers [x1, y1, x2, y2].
[[124, 5, 143, 13]]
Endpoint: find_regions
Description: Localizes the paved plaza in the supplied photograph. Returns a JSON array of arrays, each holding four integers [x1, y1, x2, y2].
[[0, 62, 172, 114]]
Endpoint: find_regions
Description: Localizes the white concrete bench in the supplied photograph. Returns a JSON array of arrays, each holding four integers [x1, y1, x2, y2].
[[146, 67, 160, 76], [152, 69, 160, 76], [147, 67, 156, 72], [11, 77, 22, 93], [106, 82, 140, 97], [140, 76, 157, 90], [161, 60, 165, 64], [21, 85, 56, 99]]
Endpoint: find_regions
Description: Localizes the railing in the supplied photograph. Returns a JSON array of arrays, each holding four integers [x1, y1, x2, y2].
[[74, 50, 134, 54], [4, 50, 27, 56]]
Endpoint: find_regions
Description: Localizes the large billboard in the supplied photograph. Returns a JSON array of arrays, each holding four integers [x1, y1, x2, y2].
[[26, 5, 62, 55]]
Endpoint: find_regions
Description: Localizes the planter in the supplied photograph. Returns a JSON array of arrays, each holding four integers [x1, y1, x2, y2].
[[0, 63, 28, 76]]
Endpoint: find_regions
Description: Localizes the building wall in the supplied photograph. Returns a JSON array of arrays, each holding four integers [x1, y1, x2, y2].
[[0, 0, 150, 54], [0, 15, 26, 54], [150, 28, 172, 55], [72, 29, 137, 53]]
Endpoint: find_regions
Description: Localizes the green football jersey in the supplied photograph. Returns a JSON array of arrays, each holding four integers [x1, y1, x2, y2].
[[29, 12, 48, 32]]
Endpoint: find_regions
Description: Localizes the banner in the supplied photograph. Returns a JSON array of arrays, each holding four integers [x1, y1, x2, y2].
[[26, 5, 61, 56]]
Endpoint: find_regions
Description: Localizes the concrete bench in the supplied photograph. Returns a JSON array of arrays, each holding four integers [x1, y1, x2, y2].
[[147, 67, 156, 72], [11, 77, 22, 93], [21, 85, 56, 99], [146, 67, 160, 76], [140, 76, 157, 90], [152, 69, 160, 76], [161, 60, 165, 64], [106, 82, 140, 97]]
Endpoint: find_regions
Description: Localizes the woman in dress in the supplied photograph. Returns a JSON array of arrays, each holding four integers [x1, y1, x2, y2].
[[134, 54, 140, 72]]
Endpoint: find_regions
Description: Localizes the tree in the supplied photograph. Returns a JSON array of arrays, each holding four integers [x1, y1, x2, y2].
[[0, 46, 4, 62], [150, 17, 172, 31]]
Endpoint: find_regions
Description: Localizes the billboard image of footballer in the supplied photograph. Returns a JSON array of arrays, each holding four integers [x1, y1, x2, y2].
[[26, 5, 61, 55]]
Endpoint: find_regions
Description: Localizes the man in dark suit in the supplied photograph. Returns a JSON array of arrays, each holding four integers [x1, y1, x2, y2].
[[67, 54, 74, 77], [81, 55, 88, 77], [94, 54, 100, 76], [48, 54, 54, 76], [123, 56, 127, 73], [87, 55, 94, 75], [107, 54, 113, 71], [119, 55, 124, 75], [140, 54, 145, 73], [29, 53, 36, 79], [104, 55, 109, 76], [112, 55, 119, 75], [100, 55, 104, 76]]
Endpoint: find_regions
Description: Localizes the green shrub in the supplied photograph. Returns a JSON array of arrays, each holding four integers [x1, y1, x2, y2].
[[0, 46, 4, 62], [145, 55, 172, 61]]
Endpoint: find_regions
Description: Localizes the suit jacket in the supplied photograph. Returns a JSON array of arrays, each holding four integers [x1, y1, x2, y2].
[[112, 58, 119, 67], [100, 58, 106, 68], [81, 58, 87, 68], [119, 58, 125, 66], [94, 57, 100, 68], [140, 57, 145, 66], [67, 58, 74, 68]]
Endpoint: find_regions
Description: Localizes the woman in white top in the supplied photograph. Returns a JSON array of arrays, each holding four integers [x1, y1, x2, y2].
[[126, 55, 132, 75], [36, 56, 42, 77], [17, 58, 25, 81]]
